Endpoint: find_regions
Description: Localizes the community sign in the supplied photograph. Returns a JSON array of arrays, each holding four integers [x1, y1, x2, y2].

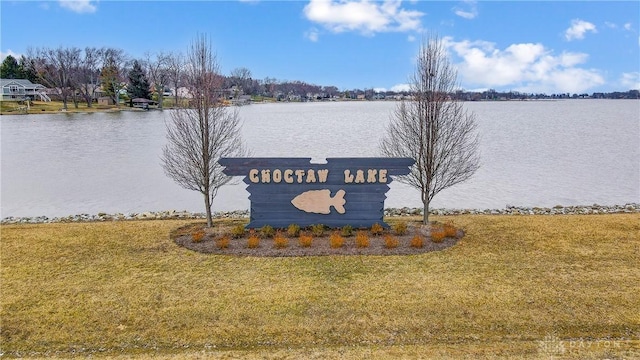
[[218, 157, 414, 228]]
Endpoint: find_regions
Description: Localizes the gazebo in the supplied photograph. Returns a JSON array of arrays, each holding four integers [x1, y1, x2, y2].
[[130, 98, 157, 109]]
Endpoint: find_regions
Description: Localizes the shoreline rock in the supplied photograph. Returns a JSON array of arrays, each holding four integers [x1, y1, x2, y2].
[[1, 203, 638, 225]]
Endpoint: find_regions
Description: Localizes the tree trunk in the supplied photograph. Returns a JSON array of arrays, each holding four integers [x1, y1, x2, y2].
[[423, 200, 430, 225], [156, 84, 163, 109], [204, 192, 213, 228]]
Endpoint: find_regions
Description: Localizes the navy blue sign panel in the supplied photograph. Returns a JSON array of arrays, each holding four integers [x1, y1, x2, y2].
[[218, 157, 414, 229]]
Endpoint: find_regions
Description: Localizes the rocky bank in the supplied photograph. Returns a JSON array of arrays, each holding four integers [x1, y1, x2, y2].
[[2, 203, 638, 224]]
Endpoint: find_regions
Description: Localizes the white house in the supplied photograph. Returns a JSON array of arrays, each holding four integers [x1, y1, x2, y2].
[[0, 79, 50, 101]]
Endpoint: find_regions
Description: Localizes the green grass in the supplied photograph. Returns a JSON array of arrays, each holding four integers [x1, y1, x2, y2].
[[1, 214, 639, 359], [0, 100, 124, 114]]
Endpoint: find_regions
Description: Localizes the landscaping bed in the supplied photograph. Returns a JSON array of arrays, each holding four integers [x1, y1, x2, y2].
[[173, 221, 464, 256]]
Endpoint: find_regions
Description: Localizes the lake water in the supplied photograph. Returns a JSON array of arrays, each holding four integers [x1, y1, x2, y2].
[[1, 100, 638, 218]]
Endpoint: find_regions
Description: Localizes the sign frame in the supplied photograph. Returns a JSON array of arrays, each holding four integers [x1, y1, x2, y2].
[[218, 157, 414, 229]]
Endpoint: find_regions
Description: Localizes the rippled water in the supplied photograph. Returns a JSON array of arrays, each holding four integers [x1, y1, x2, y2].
[[1, 100, 638, 217]]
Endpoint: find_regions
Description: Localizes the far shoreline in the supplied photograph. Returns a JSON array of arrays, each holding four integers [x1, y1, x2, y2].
[[2, 98, 637, 116]]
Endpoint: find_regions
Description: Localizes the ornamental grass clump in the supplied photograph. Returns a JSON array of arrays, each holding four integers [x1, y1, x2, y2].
[[393, 221, 408, 236], [247, 230, 260, 248], [230, 224, 246, 239], [355, 231, 369, 248], [191, 229, 205, 243], [216, 236, 230, 249], [329, 231, 345, 248], [273, 231, 289, 249], [444, 222, 458, 238], [384, 234, 399, 249], [410, 234, 424, 248], [341, 225, 354, 237], [298, 232, 313, 248], [370, 223, 384, 236], [431, 226, 446, 243], [311, 224, 325, 237], [259, 225, 275, 238], [287, 224, 301, 238]]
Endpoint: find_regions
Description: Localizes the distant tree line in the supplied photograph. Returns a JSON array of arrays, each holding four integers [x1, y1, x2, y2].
[[449, 88, 640, 101], [1, 47, 638, 110]]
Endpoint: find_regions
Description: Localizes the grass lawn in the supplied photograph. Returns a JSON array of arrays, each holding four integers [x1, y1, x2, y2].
[[0, 100, 124, 114], [1, 214, 639, 359]]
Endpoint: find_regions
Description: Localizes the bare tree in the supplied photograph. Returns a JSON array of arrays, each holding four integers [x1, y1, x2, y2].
[[30, 46, 80, 110], [380, 34, 480, 224], [165, 51, 184, 106], [145, 51, 168, 109], [161, 35, 249, 227], [74, 47, 104, 107]]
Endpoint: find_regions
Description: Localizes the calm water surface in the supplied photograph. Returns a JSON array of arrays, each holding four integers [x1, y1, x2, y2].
[[1, 100, 638, 217]]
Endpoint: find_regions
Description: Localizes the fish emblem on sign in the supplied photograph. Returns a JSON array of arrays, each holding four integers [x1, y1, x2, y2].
[[291, 189, 346, 214]]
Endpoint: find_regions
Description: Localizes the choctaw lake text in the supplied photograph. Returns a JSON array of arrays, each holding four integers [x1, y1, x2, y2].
[[247, 168, 389, 184]]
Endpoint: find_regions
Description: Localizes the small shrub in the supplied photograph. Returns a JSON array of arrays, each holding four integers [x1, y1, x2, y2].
[[259, 225, 275, 238], [216, 236, 230, 249], [329, 231, 345, 248], [370, 223, 384, 236], [384, 234, 399, 248], [310, 224, 325, 237], [355, 231, 369, 248], [443, 222, 457, 238], [287, 224, 301, 238], [341, 225, 354, 237], [431, 226, 446, 243], [410, 234, 424, 248], [230, 225, 246, 239], [393, 221, 408, 236], [191, 229, 205, 243], [247, 231, 260, 248], [273, 231, 289, 249], [298, 232, 313, 248]]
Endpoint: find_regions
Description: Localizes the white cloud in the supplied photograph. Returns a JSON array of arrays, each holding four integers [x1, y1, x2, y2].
[[305, 28, 320, 42], [620, 72, 640, 90], [444, 37, 605, 93], [303, 0, 423, 35], [453, 0, 478, 20], [407, 34, 416, 42], [59, 0, 97, 14], [391, 83, 411, 92], [564, 19, 597, 41]]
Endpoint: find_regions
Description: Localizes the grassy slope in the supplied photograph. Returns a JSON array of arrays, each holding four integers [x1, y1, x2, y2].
[[1, 215, 639, 359]]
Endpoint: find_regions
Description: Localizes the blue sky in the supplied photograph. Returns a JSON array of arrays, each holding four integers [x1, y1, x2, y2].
[[1, 0, 639, 94]]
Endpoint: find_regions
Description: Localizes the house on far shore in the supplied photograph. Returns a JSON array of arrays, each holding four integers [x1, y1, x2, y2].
[[0, 79, 51, 101]]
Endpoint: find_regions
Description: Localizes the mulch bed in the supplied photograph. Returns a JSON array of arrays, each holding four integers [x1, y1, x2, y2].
[[173, 224, 463, 257]]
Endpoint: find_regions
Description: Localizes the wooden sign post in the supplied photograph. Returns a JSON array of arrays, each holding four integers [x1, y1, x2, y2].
[[218, 157, 414, 229]]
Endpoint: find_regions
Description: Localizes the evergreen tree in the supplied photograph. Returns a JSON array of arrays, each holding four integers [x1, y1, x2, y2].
[[18, 56, 38, 83], [1, 55, 21, 78], [127, 60, 150, 99]]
